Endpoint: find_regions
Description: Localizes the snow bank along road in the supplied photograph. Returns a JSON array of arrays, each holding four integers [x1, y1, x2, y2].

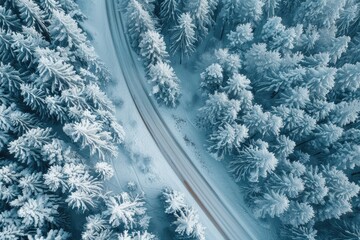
[[105, 0, 260, 239]]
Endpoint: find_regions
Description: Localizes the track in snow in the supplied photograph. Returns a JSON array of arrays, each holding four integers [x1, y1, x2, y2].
[[105, 1, 261, 239]]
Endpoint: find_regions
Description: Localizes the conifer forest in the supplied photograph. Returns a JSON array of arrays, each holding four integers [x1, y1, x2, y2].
[[1, 0, 360, 239]]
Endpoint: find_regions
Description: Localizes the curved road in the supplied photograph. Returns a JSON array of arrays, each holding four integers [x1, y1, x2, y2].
[[105, 1, 259, 239]]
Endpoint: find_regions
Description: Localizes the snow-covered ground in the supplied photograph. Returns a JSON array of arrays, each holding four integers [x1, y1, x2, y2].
[[78, 1, 223, 239]]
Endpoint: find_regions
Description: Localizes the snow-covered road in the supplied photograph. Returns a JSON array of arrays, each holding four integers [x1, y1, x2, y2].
[[105, 0, 265, 239]]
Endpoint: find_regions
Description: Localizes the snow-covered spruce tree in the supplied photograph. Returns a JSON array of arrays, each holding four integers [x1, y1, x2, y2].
[[104, 192, 146, 229], [207, 123, 248, 160], [139, 30, 169, 68], [148, 61, 180, 107], [253, 190, 289, 218], [124, 0, 181, 108], [162, 188, 205, 240], [227, 23, 254, 52], [200, 63, 223, 94], [186, 0, 215, 39], [280, 201, 314, 227], [159, 0, 179, 29], [198, 91, 240, 128], [125, 0, 155, 48], [229, 140, 278, 182], [117, 230, 156, 240], [170, 12, 197, 64]]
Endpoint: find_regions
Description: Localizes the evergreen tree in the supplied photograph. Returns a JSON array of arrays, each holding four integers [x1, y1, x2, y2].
[[227, 23, 254, 50], [199, 91, 240, 127], [330, 142, 360, 170], [229, 140, 278, 182], [188, 0, 213, 38], [281, 223, 317, 240], [305, 66, 336, 100], [306, 100, 335, 121], [271, 135, 295, 160], [207, 123, 248, 160], [11, 32, 37, 64], [280, 201, 314, 227], [173, 207, 201, 239], [273, 105, 316, 141], [311, 123, 343, 149], [301, 166, 328, 205], [63, 119, 118, 160], [0, 6, 20, 31], [261, 17, 298, 52], [337, 0, 359, 34], [214, 48, 241, 76], [15, 0, 46, 29], [126, 0, 155, 48], [243, 104, 283, 138], [200, 63, 223, 94], [335, 62, 360, 92], [295, 0, 346, 29], [95, 162, 115, 181], [49, 9, 87, 47], [17, 194, 59, 228], [118, 230, 156, 240], [263, 0, 281, 18], [148, 61, 180, 107], [266, 173, 304, 198], [159, 0, 179, 27], [163, 188, 186, 214], [245, 43, 281, 77], [8, 127, 52, 166], [170, 12, 197, 63], [35, 48, 82, 93], [223, 73, 253, 109], [104, 193, 146, 229], [139, 30, 169, 67], [330, 100, 360, 126], [277, 87, 310, 109], [66, 190, 96, 213], [0, 29, 15, 63], [253, 190, 289, 218], [0, 63, 23, 94], [28, 228, 71, 240], [321, 165, 359, 201], [221, 0, 264, 30]]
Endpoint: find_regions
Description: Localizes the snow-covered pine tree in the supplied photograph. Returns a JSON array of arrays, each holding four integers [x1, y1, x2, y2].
[[0, 5, 21, 31], [229, 140, 278, 182], [15, 0, 46, 30], [104, 192, 146, 229], [162, 188, 205, 240], [280, 201, 314, 227], [200, 63, 223, 94], [207, 123, 248, 160], [227, 23, 254, 51], [280, 223, 317, 240], [49, 9, 87, 47], [170, 12, 196, 63], [253, 190, 289, 218], [126, 0, 155, 48], [148, 61, 180, 107], [139, 30, 169, 68], [186, 0, 213, 39], [159, 0, 179, 28], [63, 119, 118, 160], [243, 104, 283, 138]]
